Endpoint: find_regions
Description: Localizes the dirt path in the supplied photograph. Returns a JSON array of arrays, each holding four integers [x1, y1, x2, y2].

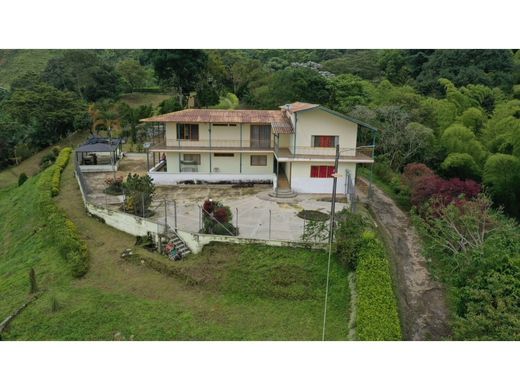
[[357, 177, 451, 340]]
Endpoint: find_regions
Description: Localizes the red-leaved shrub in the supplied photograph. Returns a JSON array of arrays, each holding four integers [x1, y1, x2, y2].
[[213, 207, 229, 223], [403, 163, 435, 188], [406, 162, 481, 208]]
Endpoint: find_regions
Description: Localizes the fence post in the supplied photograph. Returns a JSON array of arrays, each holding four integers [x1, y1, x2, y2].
[[235, 208, 239, 236], [198, 205, 202, 232], [164, 197, 167, 231], [303, 218, 306, 238], [173, 200, 177, 230], [269, 209, 272, 240], [142, 192, 145, 218]]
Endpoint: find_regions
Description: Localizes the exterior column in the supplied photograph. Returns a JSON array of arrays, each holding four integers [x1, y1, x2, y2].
[[209, 123, 212, 173]]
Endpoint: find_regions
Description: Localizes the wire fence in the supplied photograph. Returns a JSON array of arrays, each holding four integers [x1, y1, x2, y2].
[[75, 160, 352, 243]]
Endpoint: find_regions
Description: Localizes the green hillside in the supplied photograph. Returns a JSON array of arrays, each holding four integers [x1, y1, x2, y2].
[[0, 49, 60, 89], [0, 156, 350, 340]]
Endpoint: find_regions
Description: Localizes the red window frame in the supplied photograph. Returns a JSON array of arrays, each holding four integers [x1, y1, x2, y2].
[[310, 165, 335, 178], [312, 135, 337, 148]]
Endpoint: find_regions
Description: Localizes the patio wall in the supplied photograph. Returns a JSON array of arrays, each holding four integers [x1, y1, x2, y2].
[[149, 171, 277, 188], [74, 169, 320, 254]]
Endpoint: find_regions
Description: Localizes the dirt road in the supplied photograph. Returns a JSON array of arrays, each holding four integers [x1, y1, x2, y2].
[[357, 178, 451, 340]]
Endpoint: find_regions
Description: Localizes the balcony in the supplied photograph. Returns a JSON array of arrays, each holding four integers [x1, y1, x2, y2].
[[149, 138, 274, 152], [276, 146, 374, 163]]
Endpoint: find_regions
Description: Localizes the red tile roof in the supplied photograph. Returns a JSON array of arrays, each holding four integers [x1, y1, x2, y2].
[[140, 109, 288, 124], [281, 102, 319, 113]]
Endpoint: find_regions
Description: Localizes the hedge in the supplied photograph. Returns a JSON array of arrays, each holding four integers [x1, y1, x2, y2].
[[356, 231, 402, 340], [36, 155, 89, 277], [50, 147, 72, 197]]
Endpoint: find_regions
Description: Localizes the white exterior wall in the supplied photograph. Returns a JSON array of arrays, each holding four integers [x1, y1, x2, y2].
[[165, 122, 274, 148], [295, 109, 358, 156], [290, 161, 357, 194], [242, 153, 273, 174]]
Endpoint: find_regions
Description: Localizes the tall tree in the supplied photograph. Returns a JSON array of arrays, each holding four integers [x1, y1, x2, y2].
[[43, 50, 119, 101], [144, 49, 208, 94]]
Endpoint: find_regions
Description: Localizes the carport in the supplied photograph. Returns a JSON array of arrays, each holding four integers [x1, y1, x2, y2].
[[75, 137, 123, 172]]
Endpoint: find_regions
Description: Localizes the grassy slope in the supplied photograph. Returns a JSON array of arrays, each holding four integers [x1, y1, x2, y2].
[[118, 92, 172, 108], [1, 160, 350, 340], [0, 130, 88, 189], [0, 49, 60, 89]]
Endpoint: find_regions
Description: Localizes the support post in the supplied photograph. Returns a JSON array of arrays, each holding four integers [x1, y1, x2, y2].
[[322, 143, 340, 341], [164, 197, 167, 231], [174, 200, 177, 230], [268, 209, 272, 240], [209, 123, 212, 173], [146, 149, 150, 171], [198, 205, 202, 232], [235, 207, 239, 236], [142, 193, 145, 218]]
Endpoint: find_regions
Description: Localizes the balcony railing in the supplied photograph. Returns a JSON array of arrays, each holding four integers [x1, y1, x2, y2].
[[161, 138, 273, 149]]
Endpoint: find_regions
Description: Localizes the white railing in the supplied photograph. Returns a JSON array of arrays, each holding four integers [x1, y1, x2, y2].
[[163, 139, 273, 149]]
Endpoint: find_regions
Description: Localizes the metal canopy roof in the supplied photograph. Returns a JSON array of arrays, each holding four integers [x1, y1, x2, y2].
[[76, 137, 121, 153]]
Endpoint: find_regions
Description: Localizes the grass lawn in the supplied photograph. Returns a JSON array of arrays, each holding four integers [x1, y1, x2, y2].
[[0, 159, 350, 340], [0, 130, 88, 189], [118, 92, 173, 108], [0, 49, 60, 89]]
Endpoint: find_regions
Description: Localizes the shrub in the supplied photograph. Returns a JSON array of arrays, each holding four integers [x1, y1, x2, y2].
[[50, 147, 72, 197], [335, 211, 367, 271], [403, 163, 435, 188], [201, 199, 237, 235], [39, 152, 57, 169], [410, 174, 480, 209], [356, 231, 402, 340], [36, 165, 89, 277], [372, 160, 395, 184], [441, 153, 481, 180], [18, 172, 28, 186], [104, 176, 124, 195], [123, 173, 155, 216]]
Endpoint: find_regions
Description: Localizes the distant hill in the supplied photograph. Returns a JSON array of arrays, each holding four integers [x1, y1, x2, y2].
[[0, 49, 61, 89]]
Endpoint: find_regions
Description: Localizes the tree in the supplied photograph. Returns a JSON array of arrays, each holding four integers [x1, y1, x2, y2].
[[144, 49, 208, 94], [441, 124, 487, 164], [123, 173, 155, 217], [374, 106, 436, 170], [43, 50, 120, 101], [321, 50, 382, 80], [158, 97, 182, 114], [255, 67, 330, 108], [328, 74, 372, 113], [415, 50, 515, 95], [441, 153, 481, 180], [378, 50, 411, 85], [3, 83, 87, 147], [458, 107, 487, 134], [116, 59, 153, 92], [118, 103, 154, 143], [483, 154, 520, 218]]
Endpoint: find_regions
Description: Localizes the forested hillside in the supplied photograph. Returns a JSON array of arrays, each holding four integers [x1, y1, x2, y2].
[[2, 49, 519, 218], [1, 48, 520, 340]]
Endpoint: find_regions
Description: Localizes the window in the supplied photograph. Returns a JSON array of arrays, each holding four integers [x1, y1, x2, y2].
[[213, 123, 237, 127], [177, 124, 199, 140], [250, 125, 271, 148], [214, 153, 235, 157], [182, 154, 201, 165], [310, 165, 335, 178], [312, 135, 338, 148], [250, 155, 267, 166]]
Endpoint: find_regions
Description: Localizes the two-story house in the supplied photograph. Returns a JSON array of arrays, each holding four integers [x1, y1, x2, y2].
[[141, 102, 375, 195]]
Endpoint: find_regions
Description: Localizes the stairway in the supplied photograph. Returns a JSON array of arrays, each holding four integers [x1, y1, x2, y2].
[[165, 225, 191, 257], [269, 187, 297, 198]]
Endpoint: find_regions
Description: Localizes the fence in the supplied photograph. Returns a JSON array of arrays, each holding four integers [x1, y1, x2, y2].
[[73, 161, 330, 253]]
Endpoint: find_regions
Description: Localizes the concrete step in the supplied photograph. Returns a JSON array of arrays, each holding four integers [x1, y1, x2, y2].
[[269, 189, 297, 198]]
